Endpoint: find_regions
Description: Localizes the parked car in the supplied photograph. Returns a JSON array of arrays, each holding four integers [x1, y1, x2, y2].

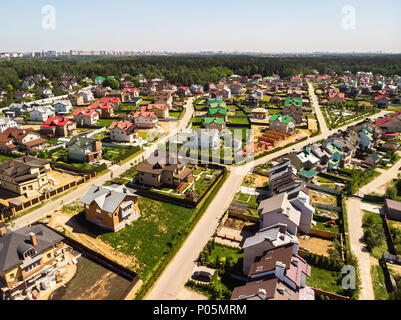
[[191, 271, 212, 283]]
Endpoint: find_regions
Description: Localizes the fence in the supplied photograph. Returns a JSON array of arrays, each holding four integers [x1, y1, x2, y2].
[[0, 172, 96, 224], [382, 214, 398, 256], [313, 288, 350, 300], [130, 165, 226, 208], [315, 203, 342, 213], [309, 228, 341, 240], [306, 183, 342, 196], [38, 222, 140, 299], [317, 172, 350, 184]]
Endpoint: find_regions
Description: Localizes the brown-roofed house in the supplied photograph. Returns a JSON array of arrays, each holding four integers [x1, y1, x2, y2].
[[136, 152, 194, 187]]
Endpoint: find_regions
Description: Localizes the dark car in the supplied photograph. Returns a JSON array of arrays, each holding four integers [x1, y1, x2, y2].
[[191, 271, 212, 283]]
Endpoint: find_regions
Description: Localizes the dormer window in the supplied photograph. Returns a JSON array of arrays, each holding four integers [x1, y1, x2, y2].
[[24, 248, 36, 259]]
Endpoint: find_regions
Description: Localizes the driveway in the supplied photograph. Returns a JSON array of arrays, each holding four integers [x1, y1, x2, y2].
[[346, 197, 375, 300]]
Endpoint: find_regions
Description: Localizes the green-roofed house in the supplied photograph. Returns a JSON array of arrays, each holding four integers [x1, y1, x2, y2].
[[95, 76, 105, 85], [202, 117, 226, 131], [282, 97, 304, 124], [269, 113, 296, 133], [284, 97, 303, 108], [298, 169, 319, 181], [208, 108, 227, 121]]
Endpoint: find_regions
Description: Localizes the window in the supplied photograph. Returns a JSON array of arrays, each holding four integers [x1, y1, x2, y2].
[[47, 253, 52, 259], [25, 261, 40, 273], [9, 273, 15, 281], [96, 209, 101, 214], [97, 216, 102, 222]]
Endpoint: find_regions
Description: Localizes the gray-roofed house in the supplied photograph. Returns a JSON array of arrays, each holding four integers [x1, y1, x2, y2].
[[242, 224, 298, 275], [80, 184, 140, 232], [0, 224, 65, 300], [258, 193, 301, 236]]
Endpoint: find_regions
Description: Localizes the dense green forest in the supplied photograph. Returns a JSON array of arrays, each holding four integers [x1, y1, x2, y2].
[[1, 54, 401, 90]]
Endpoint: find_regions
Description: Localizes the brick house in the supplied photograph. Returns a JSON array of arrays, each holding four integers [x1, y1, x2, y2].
[[80, 184, 140, 232]]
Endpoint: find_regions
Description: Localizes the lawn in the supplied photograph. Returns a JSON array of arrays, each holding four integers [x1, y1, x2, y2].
[[306, 265, 346, 295], [0, 154, 15, 162], [204, 242, 243, 266], [99, 197, 197, 282], [102, 146, 140, 162], [362, 210, 389, 259], [371, 265, 389, 300], [169, 111, 182, 118], [97, 119, 116, 128]]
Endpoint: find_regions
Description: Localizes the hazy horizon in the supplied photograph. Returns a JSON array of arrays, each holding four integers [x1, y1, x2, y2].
[[1, 0, 401, 53]]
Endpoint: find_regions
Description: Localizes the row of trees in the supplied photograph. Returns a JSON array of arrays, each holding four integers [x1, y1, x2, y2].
[[2, 54, 401, 91]]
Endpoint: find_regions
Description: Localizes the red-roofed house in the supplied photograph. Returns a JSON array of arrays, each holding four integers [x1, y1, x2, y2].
[[40, 116, 77, 137], [176, 86, 191, 97], [328, 92, 345, 104], [374, 95, 390, 109], [146, 104, 169, 118], [290, 76, 303, 87], [131, 111, 158, 129], [101, 97, 120, 108], [72, 108, 99, 127], [122, 88, 140, 103], [108, 120, 138, 142], [90, 102, 114, 118]]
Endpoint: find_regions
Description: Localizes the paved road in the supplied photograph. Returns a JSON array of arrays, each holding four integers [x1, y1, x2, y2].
[[345, 156, 401, 300], [9, 98, 195, 231], [145, 95, 388, 300], [308, 82, 329, 135], [360, 156, 401, 195], [346, 197, 375, 300]]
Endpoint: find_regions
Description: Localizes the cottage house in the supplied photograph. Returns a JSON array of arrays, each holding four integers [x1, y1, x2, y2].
[[136, 152, 194, 188], [80, 184, 140, 232], [108, 120, 137, 143], [72, 108, 99, 127], [67, 136, 102, 163], [40, 116, 77, 137]]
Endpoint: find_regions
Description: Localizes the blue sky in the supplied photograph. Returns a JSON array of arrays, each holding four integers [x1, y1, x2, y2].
[[0, 0, 400, 52]]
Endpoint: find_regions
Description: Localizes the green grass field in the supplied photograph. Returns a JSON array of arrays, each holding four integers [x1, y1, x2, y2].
[[99, 197, 196, 281]]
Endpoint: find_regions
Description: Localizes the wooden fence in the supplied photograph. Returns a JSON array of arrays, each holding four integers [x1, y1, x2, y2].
[[313, 288, 350, 300], [0, 172, 96, 224]]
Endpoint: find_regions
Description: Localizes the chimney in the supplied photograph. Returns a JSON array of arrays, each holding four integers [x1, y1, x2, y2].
[[0, 225, 7, 237], [291, 240, 299, 256], [278, 224, 287, 234], [29, 232, 37, 246], [258, 288, 267, 300]]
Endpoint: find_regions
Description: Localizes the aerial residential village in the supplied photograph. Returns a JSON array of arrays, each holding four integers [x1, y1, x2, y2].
[[1, 69, 401, 302]]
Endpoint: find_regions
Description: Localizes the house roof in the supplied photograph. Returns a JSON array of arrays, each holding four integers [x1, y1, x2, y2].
[[108, 120, 136, 132], [298, 169, 319, 179], [386, 199, 401, 212], [203, 117, 225, 125], [80, 184, 138, 214], [147, 104, 168, 111], [0, 224, 64, 272], [209, 108, 227, 116], [41, 116, 73, 128], [269, 114, 294, 124], [284, 97, 303, 107]]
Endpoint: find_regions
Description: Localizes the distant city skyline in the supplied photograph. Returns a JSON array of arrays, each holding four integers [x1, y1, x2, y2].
[[1, 0, 401, 53]]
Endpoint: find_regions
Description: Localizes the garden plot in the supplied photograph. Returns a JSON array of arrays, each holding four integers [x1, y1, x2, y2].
[[310, 190, 338, 206]]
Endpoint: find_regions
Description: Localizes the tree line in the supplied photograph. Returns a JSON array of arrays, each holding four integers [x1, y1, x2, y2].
[[1, 54, 401, 91]]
